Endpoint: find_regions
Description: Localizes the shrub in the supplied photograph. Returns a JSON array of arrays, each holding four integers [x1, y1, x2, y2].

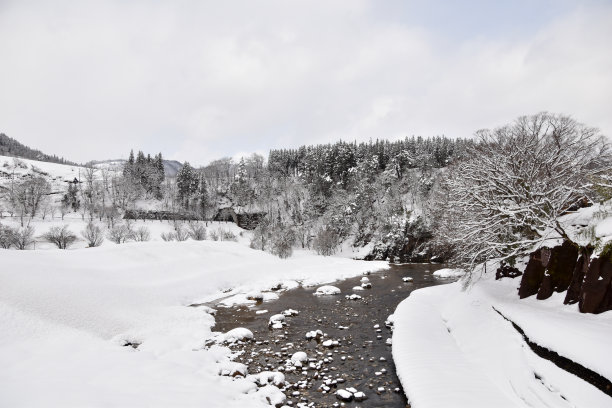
[[0, 223, 14, 249], [81, 222, 105, 247], [130, 226, 151, 242], [209, 230, 219, 241], [107, 224, 131, 244], [220, 229, 237, 242], [42, 225, 77, 249], [175, 225, 189, 241], [188, 222, 207, 241], [161, 232, 176, 241]]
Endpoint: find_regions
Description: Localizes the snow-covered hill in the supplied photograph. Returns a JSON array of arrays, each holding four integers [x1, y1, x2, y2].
[[0, 154, 101, 192], [90, 158, 183, 177]]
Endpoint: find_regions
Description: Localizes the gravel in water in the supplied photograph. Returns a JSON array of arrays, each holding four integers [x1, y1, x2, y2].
[[208, 264, 452, 408]]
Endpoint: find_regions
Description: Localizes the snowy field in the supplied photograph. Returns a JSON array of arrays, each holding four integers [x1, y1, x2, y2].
[[0, 239, 388, 407], [392, 203, 612, 408]]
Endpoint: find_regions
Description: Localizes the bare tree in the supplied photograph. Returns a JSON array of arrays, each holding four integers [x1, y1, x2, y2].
[[10, 226, 35, 250], [42, 225, 77, 249], [81, 222, 105, 247], [433, 113, 611, 281], [313, 226, 339, 256], [9, 177, 51, 226]]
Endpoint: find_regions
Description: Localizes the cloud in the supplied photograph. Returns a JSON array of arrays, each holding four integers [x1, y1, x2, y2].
[[0, 0, 610, 165]]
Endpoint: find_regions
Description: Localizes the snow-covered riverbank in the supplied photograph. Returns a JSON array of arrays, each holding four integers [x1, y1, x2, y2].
[[0, 241, 387, 407], [392, 268, 612, 408]]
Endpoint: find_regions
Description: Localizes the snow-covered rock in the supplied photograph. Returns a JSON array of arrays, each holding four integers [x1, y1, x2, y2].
[[402, 277, 413, 282], [221, 327, 254, 343], [217, 361, 248, 377], [335, 389, 353, 401], [305, 330, 324, 341], [345, 294, 362, 300], [268, 314, 286, 329], [282, 309, 299, 316], [290, 351, 308, 365], [247, 371, 285, 386], [314, 285, 341, 295]]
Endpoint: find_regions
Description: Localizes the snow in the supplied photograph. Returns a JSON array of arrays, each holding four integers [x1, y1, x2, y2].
[[0, 240, 387, 407], [313, 285, 341, 295], [432, 268, 465, 278], [392, 268, 611, 408]]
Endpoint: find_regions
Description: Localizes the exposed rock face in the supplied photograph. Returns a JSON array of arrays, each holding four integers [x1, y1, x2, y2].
[[536, 241, 578, 300], [518, 248, 548, 299], [578, 256, 612, 314], [564, 249, 591, 305], [518, 241, 612, 314]]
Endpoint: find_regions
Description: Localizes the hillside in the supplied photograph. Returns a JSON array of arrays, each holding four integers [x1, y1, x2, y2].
[[0, 133, 78, 166]]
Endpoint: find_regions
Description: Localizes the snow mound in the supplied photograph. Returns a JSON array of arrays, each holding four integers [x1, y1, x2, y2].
[[314, 285, 341, 295], [432, 268, 465, 278]]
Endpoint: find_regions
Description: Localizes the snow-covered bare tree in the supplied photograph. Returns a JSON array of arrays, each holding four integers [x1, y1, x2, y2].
[[42, 225, 77, 249], [434, 112, 611, 280], [9, 177, 51, 226], [81, 222, 105, 247], [10, 226, 35, 250]]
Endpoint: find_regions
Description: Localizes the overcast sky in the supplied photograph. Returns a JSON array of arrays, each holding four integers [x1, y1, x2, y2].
[[1, 0, 611, 165]]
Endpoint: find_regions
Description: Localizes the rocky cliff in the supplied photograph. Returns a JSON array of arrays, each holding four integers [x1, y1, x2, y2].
[[516, 241, 612, 314]]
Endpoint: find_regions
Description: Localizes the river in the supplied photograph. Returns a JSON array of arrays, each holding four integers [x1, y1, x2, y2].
[[209, 263, 452, 407]]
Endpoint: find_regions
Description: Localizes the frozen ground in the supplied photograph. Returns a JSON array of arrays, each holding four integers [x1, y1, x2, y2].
[[0, 240, 388, 407]]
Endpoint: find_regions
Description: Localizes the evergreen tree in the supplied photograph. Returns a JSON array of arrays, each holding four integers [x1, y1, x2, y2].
[[176, 162, 199, 208]]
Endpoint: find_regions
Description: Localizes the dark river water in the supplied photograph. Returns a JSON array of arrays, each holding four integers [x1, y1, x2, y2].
[[210, 264, 452, 408]]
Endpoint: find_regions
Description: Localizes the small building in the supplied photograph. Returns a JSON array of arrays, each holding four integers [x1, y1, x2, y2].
[[214, 207, 266, 230]]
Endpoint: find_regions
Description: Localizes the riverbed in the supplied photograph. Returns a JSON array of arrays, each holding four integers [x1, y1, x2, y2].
[[210, 263, 452, 407]]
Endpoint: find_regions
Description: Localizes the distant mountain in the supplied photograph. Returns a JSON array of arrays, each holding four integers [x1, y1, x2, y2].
[[89, 159, 183, 177], [0, 133, 79, 166]]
